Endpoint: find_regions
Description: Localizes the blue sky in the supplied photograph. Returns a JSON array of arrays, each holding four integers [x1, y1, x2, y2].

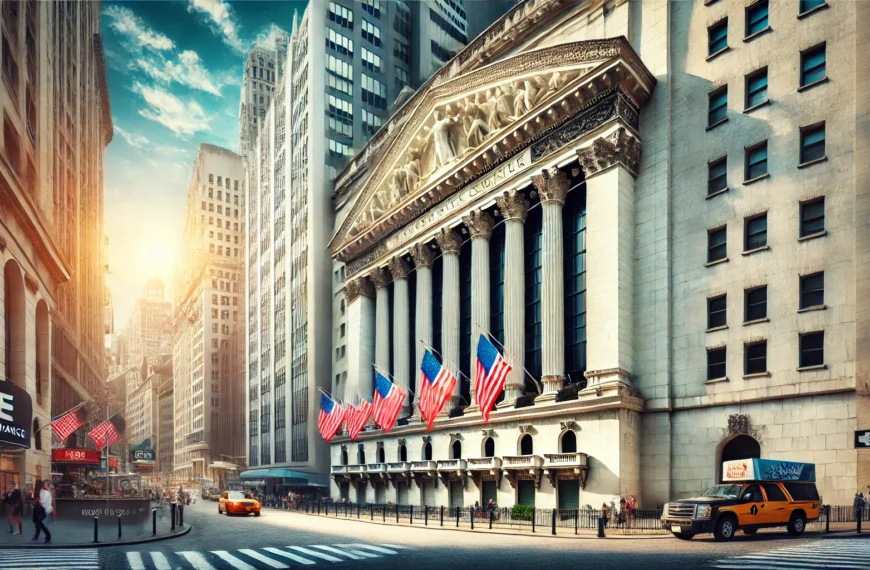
[[102, 0, 305, 329]]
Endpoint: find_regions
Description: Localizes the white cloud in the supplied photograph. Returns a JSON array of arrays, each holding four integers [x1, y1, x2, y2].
[[132, 82, 211, 136], [133, 51, 228, 97], [113, 126, 150, 149], [104, 6, 174, 52], [187, 0, 246, 55], [253, 23, 289, 50]]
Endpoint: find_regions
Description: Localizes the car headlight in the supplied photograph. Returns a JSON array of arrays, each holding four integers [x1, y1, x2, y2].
[[695, 504, 712, 519]]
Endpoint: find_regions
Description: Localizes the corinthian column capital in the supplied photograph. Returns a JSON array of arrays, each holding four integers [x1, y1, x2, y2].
[[410, 242, 437, 268], [390, 255, 412, 281], [495, 189, 530, 222], [346, 277, 375, 303], [370, 267, 392, 289], [435, 227, 463, 255], [532, 167, 570, 206], [576, 127, 642, 178], [463, 210, 495, 240]]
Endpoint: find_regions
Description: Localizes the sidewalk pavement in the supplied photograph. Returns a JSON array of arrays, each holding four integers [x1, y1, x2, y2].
[[0, 502, 189, 548]]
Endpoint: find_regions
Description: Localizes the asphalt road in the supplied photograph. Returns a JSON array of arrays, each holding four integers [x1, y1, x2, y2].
[[19, 498, 869, 570]]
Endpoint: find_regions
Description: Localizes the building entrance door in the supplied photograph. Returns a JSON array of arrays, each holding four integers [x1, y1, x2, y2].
[[449, 480, 463, 509], [558, 480, 579, 510], [517, 479, 535, 506], [421, 480, 434, 506], [375, 483, 386, 504], [339, 482, 349, 501], [482, 481, 497, 507], [397, 481, 409, 505]]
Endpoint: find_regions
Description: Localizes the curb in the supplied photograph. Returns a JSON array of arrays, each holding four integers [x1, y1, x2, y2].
[[0, 523, 192, 549]]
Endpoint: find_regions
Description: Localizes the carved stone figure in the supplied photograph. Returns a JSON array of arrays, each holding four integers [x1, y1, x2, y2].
[[576, 127, 643, 177], [486, 87, 514, 132], [421, 110, 460, 170], [463, 210, 495, 240], [462, 98, 491, 150], [403, 147, 422, 192], [512, 77, 546, 118]]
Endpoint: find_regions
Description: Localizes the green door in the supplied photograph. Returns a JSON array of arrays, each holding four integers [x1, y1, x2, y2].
[[517, 479, 535, 506], [482, 481, 497, 507], [558, 480, 580, 510], [450, 480, 464, 508]]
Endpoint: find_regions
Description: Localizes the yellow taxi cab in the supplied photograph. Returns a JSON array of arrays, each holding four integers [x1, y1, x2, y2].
[[661, 459, 820, 541], [218, 491, 261, 517]]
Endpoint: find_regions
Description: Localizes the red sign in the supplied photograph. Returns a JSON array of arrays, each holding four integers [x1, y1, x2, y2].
[[52, 449, 101, 465]]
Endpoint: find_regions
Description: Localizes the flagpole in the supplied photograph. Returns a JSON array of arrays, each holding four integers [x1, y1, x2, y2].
[[474, 324, 542, 395], [50, 400, 87, 422], [419, 341, 471, 406], [372, 364, 416, 397]]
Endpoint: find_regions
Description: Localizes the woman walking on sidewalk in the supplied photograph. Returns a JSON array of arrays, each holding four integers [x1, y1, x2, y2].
[[32, 481, 52, 544], [3, 482, 22, 535]]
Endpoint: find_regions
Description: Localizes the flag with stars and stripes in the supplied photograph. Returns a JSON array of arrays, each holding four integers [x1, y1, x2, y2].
[[372, 371, 406, 433], [476, 333, 511, 423], [88, 415, 125, 450], [346, 399, 372, 441], [317, 393, 346, 443], [51, 405, 86, 443], [418, 350, 456, 430]]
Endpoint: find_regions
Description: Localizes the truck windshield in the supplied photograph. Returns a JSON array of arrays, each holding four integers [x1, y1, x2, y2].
[[701, 485, 742, 499]]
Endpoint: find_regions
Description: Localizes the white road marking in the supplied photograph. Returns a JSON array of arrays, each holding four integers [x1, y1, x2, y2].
[[150, 552, 171, 570], [210, 551, 257, 570], [177, 552, 217, 570], [286, 546, 343, 562], [309, 545, 369, 560], [340, 543, 398, 555], [237, 549, 288, 569], [379, 544, 410, 550], [711, 540, 870, 570], [263, 547, 317, 565], [126, 552, 145, 570]]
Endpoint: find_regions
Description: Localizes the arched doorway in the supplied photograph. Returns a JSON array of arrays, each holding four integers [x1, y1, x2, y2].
[[357, 448, 366, 465], [377, 447, 385, 463], [718, 435, 761, 482], [340, 448, 348, 466], [560, 431, 577, 453]]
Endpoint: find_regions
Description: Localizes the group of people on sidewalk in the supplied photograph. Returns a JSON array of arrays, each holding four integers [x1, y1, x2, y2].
[[600, 494, 638, 529], [2, 480, 54, 543]]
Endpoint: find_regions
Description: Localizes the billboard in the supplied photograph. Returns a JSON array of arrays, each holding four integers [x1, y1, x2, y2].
[[52, 449, 102, 465], [723, 459, 816, 482], [0, 380, 32, 448]]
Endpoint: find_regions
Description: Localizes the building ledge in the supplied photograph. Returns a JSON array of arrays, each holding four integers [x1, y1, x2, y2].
[[743, 26, 772, 43], [798, 156, 827, 169], [743, 318, 770, 327], [743, 173, 770, 186], [706, 117, 728, 131], [706, 325, 728, 333], [743, 372, 771, 380], [743, 100, 770, 114], [798, 230, 827, 242], [705, 377, 729, 385], [742, 245, 770, 256], [798, 304, 826, 313], [798, 77, 829, 93], [797, 364, 827, 372], [706, 46, 731, 62], [705, 257, 729, 268], [706, 187, 729, 200], [798, 3, 828, 19]]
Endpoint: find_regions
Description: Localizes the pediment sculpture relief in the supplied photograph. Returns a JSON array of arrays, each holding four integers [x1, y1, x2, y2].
[[349, 69, 579, 238]]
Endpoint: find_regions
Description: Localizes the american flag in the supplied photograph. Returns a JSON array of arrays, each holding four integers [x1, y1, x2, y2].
[[372, 371, 405, 432], [51, 407, 85, 443], [346, 399, 372, 441], [317, 393, 345, 442], [419, 350, 456, 430], [475, 333, 512, 423], [88, 415, 125, 450]]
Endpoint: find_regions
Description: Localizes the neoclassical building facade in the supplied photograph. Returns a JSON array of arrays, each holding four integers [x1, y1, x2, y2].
[[328, 0, 869, 509]]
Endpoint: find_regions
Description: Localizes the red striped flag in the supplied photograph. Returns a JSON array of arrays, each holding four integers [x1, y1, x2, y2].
[[475, 333, 512, 423], [372, 371, 405, 432], [51, 407, 85, 443], [317, 393, 345, 442], [346, 399, 373, 441], [419, 350, 456, 430], [88, 415, 125, 450]]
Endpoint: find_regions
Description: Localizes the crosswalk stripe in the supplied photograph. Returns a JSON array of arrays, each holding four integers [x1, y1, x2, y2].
[[150, 552, 171, 570], [340, 543, 398, 555], [210, 551, 257, 570], [237, 549, 288, 569], [718, 556, 869, 569], [177, 552, 217, 570], [330, 545, 380, 559], [379, 544, 409, 550], [746, 553, 870, 563], [309, 545, 368, 560], [712, 540, 870, 570], [263, 547, 316, 565], [126, 552, 145, 570], [0, 568, 99, 570], [286, 546, 343, 563]]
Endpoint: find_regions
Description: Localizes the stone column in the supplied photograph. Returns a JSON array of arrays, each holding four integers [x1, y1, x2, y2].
[[344, 277, 376, 399], [371, 267, 392, 375], [532, 168, 570, 400], [495, 189, 530, 405], [435, 227, 463, 410], [410, 242, 436, 416], [577, 127, 641, 390], [462, 210, 495, 412], [390, 255, 412, 416]]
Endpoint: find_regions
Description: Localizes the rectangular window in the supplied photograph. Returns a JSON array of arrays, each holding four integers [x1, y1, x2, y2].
[[708, 156, 727, 195], [800, 197, 825, 237], [746, 0, 769, 36], [800, 122, 825, 164], [362, 19, 382, 47], [799, 271, 824, 309], [745, 141, 768, 180], [326, 29, 353, 56], [801, 43, 826, 87], [708, 19, 728, 55], [745, 213, 767, 250], [393, 39, 410, 65], [799, 331, 824, 367], [361, 0, 381, 18], [708, 295, 727, 329], [708, 87, 727, 126], [707, 347, 726, 380], [745, 286, 767, 322], [799, 0, 826, 15], [745, 341, 767, 374], [708, 226, 727, 263], [745, 67, 768, 109], [328, 1, 353, 30]]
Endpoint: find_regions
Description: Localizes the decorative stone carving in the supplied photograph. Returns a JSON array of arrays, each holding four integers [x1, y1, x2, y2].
[[576, 127, 642, 178], [449, 432, 463, 442], [495, 189, 530, 222], [410, 242, 436, 268], [462, 210, 495, 240], [345, 277, 375, 303], [389, 256, 411, 281], [420, 110, 462, 171], [481, 428, 494, 437], [397, 438, 406, 446], [422, 435, 432, 444], [435, 228, 463, 254], [23, 272, 38, 294], [559, 421, 578, 432], [532, 167, 570, 206], [518, 424, 534, 434], [370, 267, 392, 289]]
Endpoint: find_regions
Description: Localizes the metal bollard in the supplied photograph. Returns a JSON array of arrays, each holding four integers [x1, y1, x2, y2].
[[532, 508, 536, 533], [575, 510, 579, 535], [440, 505, 444, 527], [455, 506, 459, 527], [179, 504, 184, 527], [489, 508, 494, 529], [325, 502, 328, 516], [118, 516, 122, 539], [370, 504, 373, 520], [826, 505, 830, 534], [598, 515, 606, 538], [357, 502, 360, 519], [152, 509, 157, 536], [396, 504, 399, 524], [171, 503, 176, 530], [382, 505, 386, 522], [93, 516, 99, 544], [470, 506, 474, 530], [425, 506, 428, 526], [552, 509, 557, 535], [410, 505, 413, 524]]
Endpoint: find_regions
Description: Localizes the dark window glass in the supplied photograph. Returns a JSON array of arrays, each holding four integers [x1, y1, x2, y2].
[[459, 240, 472, 404], [707, 347, 726, 380], [709, 87, 728, 126], [708, 226, 727, 262], [745, 214, 767, 250], [746, 141, 768, 180], [399, 445, 407, 462], [746, 68, 768, 108], [801, 44, 826, 86], [745, 341, 767, 374], [800, 331, 824, 367], [800, 0, 826, 14], [763, 483, 788, 502], [708, 295, 727, 329], [520, 434, 533, 455], [746, 1, 769, 36], [800, 198, 825, 237], [490, 224, 506, 347], [800, 272, 824, 308], [745, 286, 767, 321], [432, 257, 443, 354], [484, 438, 495, 458], [800, 123, 825, 163], [564, 187, 587, 382], [784, 482, 819, 501], [524, 206, 543, 386], [708, 157, 727, 195], [709, 19, 728, 55]]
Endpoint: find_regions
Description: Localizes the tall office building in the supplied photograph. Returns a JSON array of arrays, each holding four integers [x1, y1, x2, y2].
[[172, 144, 246, 482], [238, 33, 289, 159], [242, 0, 507, 493], [123, 279, 172, 368]]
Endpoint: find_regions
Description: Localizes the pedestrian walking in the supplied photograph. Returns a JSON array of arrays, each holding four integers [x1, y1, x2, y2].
[[601, 502, 610, 529], [626, 494, 638, 528], [3, 482, 23, 535], [32, 481, 52, 543]]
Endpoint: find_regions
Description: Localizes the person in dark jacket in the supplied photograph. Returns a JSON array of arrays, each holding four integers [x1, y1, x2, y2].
[[3, 482, 23, 535], [855, 491, 866, 521]]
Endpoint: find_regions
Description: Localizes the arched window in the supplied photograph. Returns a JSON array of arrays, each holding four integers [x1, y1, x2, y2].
[[358, 448, 366, 465], [399, 444, 407, 462], [340, 448, 348, 466], [483, 437, 495, 458], [33, 419, 41, 450], [377, 447, 385, 463], [423, 442, 432, 461], [719, 435, 761, 483], [519, 434, 533, 456], [560, 431, 577, 454], [452, 440, 461, 460]]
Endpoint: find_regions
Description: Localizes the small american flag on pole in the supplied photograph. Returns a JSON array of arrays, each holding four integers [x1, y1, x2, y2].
[[51, 406, 85, 443], [475, 333, 511, 423], [372, 370, 405, 432], [418, 350, 456, 430], [345, 399, 372, 441], [317, 393, 345, 442], [88, 415, 125, 450]]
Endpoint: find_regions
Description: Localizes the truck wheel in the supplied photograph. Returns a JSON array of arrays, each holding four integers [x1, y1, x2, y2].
[[787, 512, 806, 536], [714, 516, 737, 542], [672, 531, 695, 540], [743, 528, 758, 535]]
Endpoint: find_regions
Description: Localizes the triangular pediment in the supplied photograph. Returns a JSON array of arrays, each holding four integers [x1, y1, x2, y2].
[[331, 37, 655, 262]]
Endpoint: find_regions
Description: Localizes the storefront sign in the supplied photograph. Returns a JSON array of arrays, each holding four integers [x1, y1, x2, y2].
[[722, 459, 815, 482], [0, 380, 32, 448], [131, 448, 155, 463], [52, 449, 102, 465]]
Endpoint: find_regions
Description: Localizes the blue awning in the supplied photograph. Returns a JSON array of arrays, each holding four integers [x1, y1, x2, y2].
[[239, 468, 329, 487]]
